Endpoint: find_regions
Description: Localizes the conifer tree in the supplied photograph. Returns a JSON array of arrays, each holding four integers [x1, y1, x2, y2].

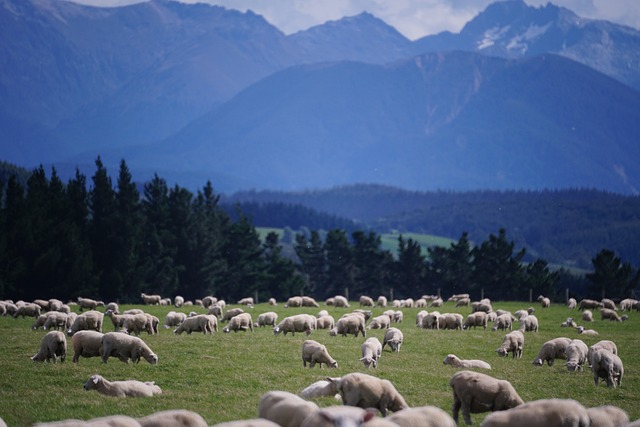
[[294, 230, 326, 297]]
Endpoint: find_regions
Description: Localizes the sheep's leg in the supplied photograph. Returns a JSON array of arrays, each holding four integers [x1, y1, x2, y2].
[[451, 396, 461, 423]]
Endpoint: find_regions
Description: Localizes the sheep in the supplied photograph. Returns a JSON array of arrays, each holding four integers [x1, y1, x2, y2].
[[285, 296, 303, 308], [579, 299, 602, 311], [387, 406, 456, 427], [174, 314, 216, 334], [415, 298, 427, 308], [222, 313, 254, 333], [274, 314, 316, 336], [368, 315, 391, 330], [13, 302, 41, 319], [590, 348, 624, 388], [328, 372, 409, 416], [588, 340, 618, 366], [463, 312, 488, 330], [601, 298, 617, 311], [582, 310, 594, 322], [254, 312, 278, 328], [376, 296, 388, 307], [300, 406, 386, 427], [428, 297, 443, 308], [334, 295, 350, 308], [163, 311, 186, 328], [532, 337, 572, 366], [136, 409, 208, 427], [415, 310, 429, 327], [567, 298, 577, 309], [268, 297, 277, 306], [479, 398, 589, 427], [122, 313, 154, 336], [123, 308, 144, 315], [382, 327, 403, 352], [619, 298, 638, 311], [537, 295, 551, 308], [258, 390, 319, 427], [443, 354, 492, 370], [565, 339, 589, 372], [392, 310, 404, 323], [77, 297, 105, 312], [587, 405, 629, 427], [448, 293, 470, 302], [160, 297, 171, 306], [32, 330, 67, 363], [71, 330, 104, 363], [601, 308, 623, 321], [302, 339, 338, 368], [302, 296, 320, 307], [449, 370, 524, 426], [208, 304, 224, 319], [222, 308, 245, 322], [83, 374, 162, 397], [421, 312, 441, 329], [331, 314, 366, 338], [496, 330, 524, 358], [517, 314, 539, 332], [455, 298, 471, 307], [212, 420, 281, 427], [438, 313, 463, 330], [471, 300, 493, 313], [360, 337, 383, 368], [140, 293, 161, 305], [300, 379, 341, 400], [316, 315, 336, 330], [105, 310, 132, 332], [101, 332, 158, 364], [67, 310, 104, 336], [576, 325, 599, 336], [237, 297, 254, 306], [359, 296, 375, 307], [34, 415, 141, 426], [174, 296, 184, 307], [561, 317, 577, 328], [32, 299, 50, 311], [42, 312, 69, 331], [491, 313, 513, 332]]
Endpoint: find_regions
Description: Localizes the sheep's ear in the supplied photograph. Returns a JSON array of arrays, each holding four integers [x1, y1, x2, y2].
[[92, 376, 99, 384]]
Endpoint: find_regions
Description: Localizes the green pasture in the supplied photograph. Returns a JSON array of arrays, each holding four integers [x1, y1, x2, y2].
[[1, 300, 638, 426]]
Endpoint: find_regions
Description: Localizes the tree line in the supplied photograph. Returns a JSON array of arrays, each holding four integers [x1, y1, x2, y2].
[[0, 159, 637, 304]]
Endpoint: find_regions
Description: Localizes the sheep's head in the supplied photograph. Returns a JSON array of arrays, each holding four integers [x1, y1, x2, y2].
[[532, 358, 544, 366], [496, 348, 508, 357], [84, 375, 102, 390], [272, 326, 281, 336]]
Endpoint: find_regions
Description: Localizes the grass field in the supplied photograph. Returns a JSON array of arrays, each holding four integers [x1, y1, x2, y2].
[[1, 300, 638, 426]]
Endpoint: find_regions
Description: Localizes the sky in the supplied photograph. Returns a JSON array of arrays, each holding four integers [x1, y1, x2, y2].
[[69, 0, 640, 40]]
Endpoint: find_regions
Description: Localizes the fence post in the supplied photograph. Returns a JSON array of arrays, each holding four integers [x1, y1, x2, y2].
[[390, 288, 394, 302], [481, 288, 484, 300], [345, 288, 349, 301], [254, 290, 259, 305]]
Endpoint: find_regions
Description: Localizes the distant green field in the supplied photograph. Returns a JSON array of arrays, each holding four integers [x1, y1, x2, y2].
[[1, 301, 638, 426]]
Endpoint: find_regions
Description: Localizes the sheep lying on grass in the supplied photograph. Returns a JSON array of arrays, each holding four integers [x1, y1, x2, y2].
[[83, 374, 162, 397], [576, 326, 599, 336], [327, 372, 408, 416], [302, 340, 338, 368], [258, 391, 319, 427], [32, 330, 66, 363], [450, 370, 524, 426], [443, 354, 491, 370], [561, 317, 577, 328], [300, 380, 341, 401], [479, 398, 588, 427], [72, 330, 104, 363], [101, 332, 158, 364]]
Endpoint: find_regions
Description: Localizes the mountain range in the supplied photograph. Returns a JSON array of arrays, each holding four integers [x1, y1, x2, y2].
[[1, 0, 640, 193]]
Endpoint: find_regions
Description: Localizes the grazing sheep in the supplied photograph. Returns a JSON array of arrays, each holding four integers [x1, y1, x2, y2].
[[561, 317, 577, 328], [359, 296, 375, 307], [302, 340, 338, 368], [579, 299, 602, 311], [274, 314, 316, 336], [71, 330, 104, 363], [382, 327, 403, 352], [532, 337, 572, 366], [268, 297, 277, 306], [77, 297, 104, 312], [601, 308, 623, 322], [415, 298, 427, 308], [376, 296, 388, 307], [137, 409, 208, 427], [438, 313, 463, 330], [13, 302, 42, 319], [392, 310, 404, 323], [302, 296, 320, 307], [140, 293, 161, 305], [333, 296, 350, 308], [174, 314, 216, 334], [582, 310, 594, 322], [285, 296, 303, 308], [567, 298, 577, 309], [429, 298, 443, 308], [387, 406, 456, 427], [123, 308, 144, 315], [368, 315, 391, 330], [463, 312, 488, 330], [565, 339, 589, 372], [450, 370, 524, 426], [479, 398, 589, 427], [67, 310, 104, 336], [491, 314, 512, 332], [101, 332, 158, 364], [590, 348, 624, 388], [316, 315, 335, 330], [455, 298, 471, 307], [208, 304, 223, 319], [496, 330, 524, 358], [331, 314, 366, 338], [601, 298, 617, 311], [443, 354, 491, 370], [421, 312, 441, 330], [518, 315, 539, 332], [83, 374, 162, 397], [258, 391, 319, 427], [448, 293, 470, 302], [32, 330, 67, 363], [537, 295, 551, 308], [237, 297, 254, 306], [328, 372, 409, 416], [42, 312, 69, 331], [587, 405, 629, 427], [163, 311, 186, 328], [300, 380, 341, 400], [222, 313, 254, 333], [360, 337, 383, 368], [619, 298, 638, 311], [222, 308, 245, 322], [415, 310, 429, 327], [122, 313, 154, 336], [172, 296, 184, 308], [105, 310, 133, 332], [255, 312, 278, 328], [576, 325, 599, 336], [588, 340, 618, 366], [472, 300, 493, 314]]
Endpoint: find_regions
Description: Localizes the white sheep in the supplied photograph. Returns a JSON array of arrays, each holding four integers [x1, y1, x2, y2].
[[32, 330, 67, 363], [376, 296, 387, 307], [565, 339, 589, 371], [588, 340, 618, 366], [415, 298, 427, 308], [174, 314, 216, 334], [428, 297, 443, 307], [71, 330, 104, 363], [567, 298, 577, 309], [496, 330, 524, 358], [83, 374, 162, 397], [328, 372, 409, 416], [67, 310, 104, 336], [140, 293, 162, 305], [122, 313, 154, 336], [237, 297, 254, 306], [331, 314, 366, 338], [590, 348, 624, 388], [415, 310, 429, 327], [450, 370, 524, 426], [300, 380, 341, 401], [438, 313, 463, 330], [421, 311, 441, 329], [268, 297, 277, 306], [537, 295, 551, 308], [471, 300, 493, 313], [561, 317, 577, 328], [136, 409, 208, 427], [302, 339, 338, 368], [455, 297, 471, 307], [301, 296, 320, 307], [479, 398, 589, 427], [360, 337, 382, 368], [576, 325, 599, 336], [387, 405, 456, 427], [222, 308, 245, 322], [77, 297, 104, 312], [532, 337, 572, 366], [302, 406, 398, 427], [105, 302, 119, 313], [333, 295, 350, 308], [579, 299, 602, 311], [620, 298, 638, 311], [13, 302, 42, 319], [174, 296, 184, 307], [382, 327, 403, 352], [463, 312, 488, 330], [587, 405, 629, 427], [222, 313, 254, 333], [285, 296, 303, 308], [443, 354, 491, 370], [582, 310, 594, 322], [101, 332, 158, 364], [163, 311, 187, 328], [254, 312, 278, 328], [517, 314, 539, 332], [34, 415, 141, 426], [601, 308, 622, 321], [601, 298, 617, 311], [212, 420, 281, 427], [316, 315, 335, 330], [273, 314, 316, 336], [258, 390, 319, 427], [368, 315, 391, 330], [491, 313, 512, 332]]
